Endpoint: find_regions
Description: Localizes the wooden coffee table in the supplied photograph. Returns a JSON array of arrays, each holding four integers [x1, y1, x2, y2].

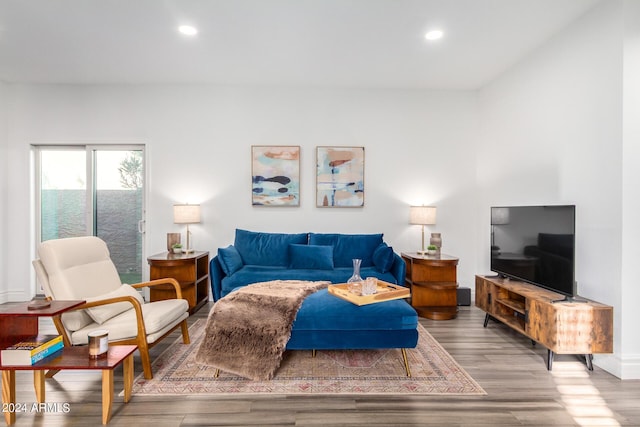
[[1, 345, 137, 425]]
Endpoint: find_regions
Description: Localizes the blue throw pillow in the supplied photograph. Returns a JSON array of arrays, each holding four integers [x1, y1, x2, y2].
[[373, 243, 395, 273], [288, 244, 334, 270], [218, 245, 244, 276]]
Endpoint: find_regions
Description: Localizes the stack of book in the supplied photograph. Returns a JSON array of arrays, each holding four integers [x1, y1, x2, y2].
[[0, 334, 63, 366]]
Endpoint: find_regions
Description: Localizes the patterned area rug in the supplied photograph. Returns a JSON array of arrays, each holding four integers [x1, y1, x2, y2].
[[131, 319, 485, 395]]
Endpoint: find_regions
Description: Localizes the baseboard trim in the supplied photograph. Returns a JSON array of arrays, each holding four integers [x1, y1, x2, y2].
[[594, 353, 640, 379], [0, 290, 32, 304]]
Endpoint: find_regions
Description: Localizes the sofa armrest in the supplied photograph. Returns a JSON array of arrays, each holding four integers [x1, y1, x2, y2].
[[390, 252, 406, 286], [210, 255, 226, 302]]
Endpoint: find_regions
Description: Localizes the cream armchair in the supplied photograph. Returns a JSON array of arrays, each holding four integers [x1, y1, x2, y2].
[[32, 236, 190, 379]]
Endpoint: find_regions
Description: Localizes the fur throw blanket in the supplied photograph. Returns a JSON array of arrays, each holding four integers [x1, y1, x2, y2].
[[195, 280, 329, 380]]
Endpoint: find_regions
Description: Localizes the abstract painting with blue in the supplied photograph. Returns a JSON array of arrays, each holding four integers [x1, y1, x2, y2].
[[316, 146, 365, 207], [251, 146, 300, 206]]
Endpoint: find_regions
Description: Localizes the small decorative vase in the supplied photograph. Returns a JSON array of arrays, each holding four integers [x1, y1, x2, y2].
[[430, 233, 442, 254], [347, 259, 363, 293], [167, 233, 181, 252]]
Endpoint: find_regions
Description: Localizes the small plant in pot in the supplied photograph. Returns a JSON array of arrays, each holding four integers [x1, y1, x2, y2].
[[426, 245, 438, 256], [172, 243, 183, 254]]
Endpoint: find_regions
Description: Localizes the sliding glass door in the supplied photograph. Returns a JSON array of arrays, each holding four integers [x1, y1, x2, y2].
[[35, 146, 145, 284], [39, 148, 88, 240]]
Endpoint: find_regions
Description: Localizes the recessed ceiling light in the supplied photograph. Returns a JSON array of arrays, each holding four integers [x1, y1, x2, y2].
[[425, 30, 444, 41], [178, 25, 198, 36]]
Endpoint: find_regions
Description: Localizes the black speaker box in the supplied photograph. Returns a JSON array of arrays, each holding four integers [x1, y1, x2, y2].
[[457, 287, 471, 306]]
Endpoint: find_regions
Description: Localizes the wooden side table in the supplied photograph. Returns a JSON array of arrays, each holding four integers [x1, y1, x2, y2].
[[401, 252, 459, 320], [147, 251, 210, 314], [0, 300, 85, 349], [1, 345, 136, 425]]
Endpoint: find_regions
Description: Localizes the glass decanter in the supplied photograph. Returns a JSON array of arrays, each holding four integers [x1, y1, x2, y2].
[[347, 258, 363, 294]]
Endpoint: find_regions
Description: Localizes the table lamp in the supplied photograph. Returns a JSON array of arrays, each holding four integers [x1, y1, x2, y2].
[[409, 205, 437, 254], [173, 204, 201, 254]]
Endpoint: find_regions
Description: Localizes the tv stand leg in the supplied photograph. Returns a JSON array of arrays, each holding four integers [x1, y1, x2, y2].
[[483, 313, 491, 327], [585, 354, 594, 371], [547, 352, 594, 371]]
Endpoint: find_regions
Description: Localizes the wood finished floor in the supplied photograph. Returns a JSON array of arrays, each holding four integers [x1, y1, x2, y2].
[[3, 302, 639, 426]]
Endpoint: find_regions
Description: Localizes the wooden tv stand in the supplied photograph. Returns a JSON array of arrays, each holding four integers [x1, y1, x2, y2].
[[475, 275, 613, 370]]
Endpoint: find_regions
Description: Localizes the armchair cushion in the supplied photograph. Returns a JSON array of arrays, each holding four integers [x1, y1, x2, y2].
[[84, 284, 144, 324], [70, 299, 189, 345], [288, 244, 334, 270], [61, 310, 94, 332], [218, 245, 244, 276], [38, 237, 122, 299]]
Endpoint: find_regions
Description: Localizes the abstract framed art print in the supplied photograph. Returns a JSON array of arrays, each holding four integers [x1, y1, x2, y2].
[[316, 146, 364, 207], [251, 145, 300, 206]]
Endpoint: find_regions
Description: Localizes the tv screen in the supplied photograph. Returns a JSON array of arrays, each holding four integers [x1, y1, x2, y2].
[[490, 205, 576, 297]]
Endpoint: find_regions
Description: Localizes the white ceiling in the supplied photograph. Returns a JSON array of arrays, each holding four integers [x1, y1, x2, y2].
[[0, 0, 599, 90]]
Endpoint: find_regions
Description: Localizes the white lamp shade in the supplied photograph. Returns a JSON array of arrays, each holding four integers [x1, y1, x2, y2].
[[173, 204, 201, 224], [409, 206, 437, 225]]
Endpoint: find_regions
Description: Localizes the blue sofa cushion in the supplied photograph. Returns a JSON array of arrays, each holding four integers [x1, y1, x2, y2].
[[217, 245, 244, 276], [220, 265, 398, 298], [289, 244, 334, 270], [234, 229, 308, 267], [372, 243, 395, 273], [308, 233, 383, 268]]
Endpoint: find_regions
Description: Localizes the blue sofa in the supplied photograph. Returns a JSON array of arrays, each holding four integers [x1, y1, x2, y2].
[[211, 230, 417, 373], [211, 229, 407, 301]]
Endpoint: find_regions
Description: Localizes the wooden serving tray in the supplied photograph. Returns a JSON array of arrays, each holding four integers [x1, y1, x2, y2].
[[328, 281, 410, 306]]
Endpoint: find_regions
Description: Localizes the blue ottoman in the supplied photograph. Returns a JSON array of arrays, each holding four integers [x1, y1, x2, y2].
[[286, 288, 419, 376]]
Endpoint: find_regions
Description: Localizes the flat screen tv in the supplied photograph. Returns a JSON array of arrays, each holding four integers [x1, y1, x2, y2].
[[490, 205, 576, 299]]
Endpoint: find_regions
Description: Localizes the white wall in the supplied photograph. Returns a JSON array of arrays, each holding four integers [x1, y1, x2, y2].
[[621, 0, 640, 379], [5, 85, 479, 301], [0, 81, 7, 301], [478, 0, 634, 377]]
